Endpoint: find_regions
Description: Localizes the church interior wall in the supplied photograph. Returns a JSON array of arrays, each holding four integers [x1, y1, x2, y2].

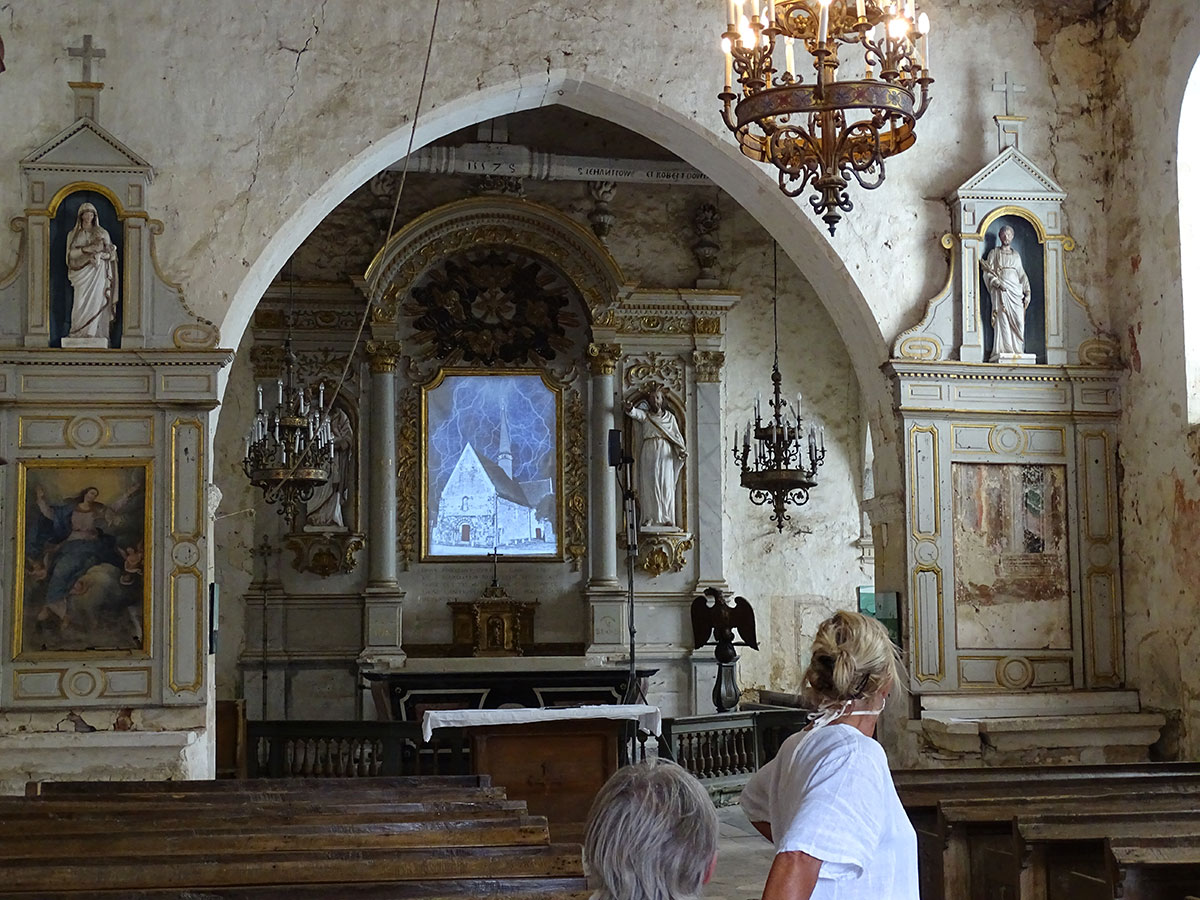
[[2, 0, 1199, 768], [1099, 2, 1200, 758]]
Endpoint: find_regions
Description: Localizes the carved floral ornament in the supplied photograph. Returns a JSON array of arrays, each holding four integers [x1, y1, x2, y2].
[[624, 352, 685, 395], [362, 197, 628, 328], [404, 250, 581, 367]]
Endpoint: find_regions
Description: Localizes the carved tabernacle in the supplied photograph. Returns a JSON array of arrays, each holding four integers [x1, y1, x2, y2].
[[449, 587, 539, 657]]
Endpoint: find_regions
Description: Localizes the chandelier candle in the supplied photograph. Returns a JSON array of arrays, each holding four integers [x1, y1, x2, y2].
[[718, 0, 934, 234]]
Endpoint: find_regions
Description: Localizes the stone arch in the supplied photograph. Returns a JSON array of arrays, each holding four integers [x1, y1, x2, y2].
[[1182, 57, 1200, 425], [362, 196, 629, 325], [216, 70, 904, 520]]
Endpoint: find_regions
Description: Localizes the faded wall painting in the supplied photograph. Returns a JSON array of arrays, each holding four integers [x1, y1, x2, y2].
[[16, 460, 150, 655], [953, 463, 1071, 650], [422, 370, 561, 559]]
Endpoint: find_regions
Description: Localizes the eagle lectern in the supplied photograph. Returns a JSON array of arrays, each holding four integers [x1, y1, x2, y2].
[[691, 587, 758, 713]]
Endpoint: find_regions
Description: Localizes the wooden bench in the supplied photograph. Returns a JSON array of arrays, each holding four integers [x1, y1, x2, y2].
[[1107, 835, 1200, 900], [25, 774, 494, 796], [894, 764, 1200, 900], [0, 777, 589, 899]]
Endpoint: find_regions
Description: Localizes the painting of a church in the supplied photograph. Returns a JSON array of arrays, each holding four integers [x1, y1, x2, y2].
[[426, 375, 558, 557]]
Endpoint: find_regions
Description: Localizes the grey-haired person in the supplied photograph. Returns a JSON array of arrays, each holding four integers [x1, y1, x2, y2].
[[584, 758, 719, 900]]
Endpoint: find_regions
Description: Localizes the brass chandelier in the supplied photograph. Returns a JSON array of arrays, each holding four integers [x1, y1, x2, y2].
[[243, 274, 334, 527], [719, 0, 933, 234], [732, 245, 826, 531]]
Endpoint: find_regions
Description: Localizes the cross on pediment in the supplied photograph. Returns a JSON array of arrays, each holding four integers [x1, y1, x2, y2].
[[68, 34, 106, 82], [992, 72, 1027, 117]]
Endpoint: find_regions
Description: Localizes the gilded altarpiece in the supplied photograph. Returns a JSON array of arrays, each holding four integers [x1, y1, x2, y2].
[[350, 198, 736, 718], [886, 146, 1159, 760]]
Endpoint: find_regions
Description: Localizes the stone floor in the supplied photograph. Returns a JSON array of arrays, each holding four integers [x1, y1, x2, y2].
[[705, 804, 775, 900]]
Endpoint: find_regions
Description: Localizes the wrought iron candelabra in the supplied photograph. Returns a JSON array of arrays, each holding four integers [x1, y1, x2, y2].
[[732, 363, 825, 531], [242, 340, 333, 526]]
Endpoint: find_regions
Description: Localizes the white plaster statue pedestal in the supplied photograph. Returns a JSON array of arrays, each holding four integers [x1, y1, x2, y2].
[[990, 352, 1036, 365], [60, 336, 108, 349]]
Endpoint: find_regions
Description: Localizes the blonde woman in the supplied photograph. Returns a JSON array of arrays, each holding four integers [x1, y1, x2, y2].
[[739, 610, 917, 900], [584, 758, 718, 900]]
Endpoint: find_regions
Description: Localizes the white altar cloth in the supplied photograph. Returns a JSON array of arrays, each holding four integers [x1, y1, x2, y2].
[[421, 703, 662, 742]]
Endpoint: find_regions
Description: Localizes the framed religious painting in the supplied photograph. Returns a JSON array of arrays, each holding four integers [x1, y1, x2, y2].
[[421, 369, 564, 561], [14, 459, 152, 658]]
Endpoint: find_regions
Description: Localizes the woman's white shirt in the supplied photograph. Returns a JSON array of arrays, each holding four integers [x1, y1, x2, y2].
[[739, 723, 918, 900]]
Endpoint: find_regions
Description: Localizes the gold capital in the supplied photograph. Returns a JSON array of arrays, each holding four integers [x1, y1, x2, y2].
[[366, 340, 402, 374], [587, 342, 622, 376], [693, 350, 725, 383]]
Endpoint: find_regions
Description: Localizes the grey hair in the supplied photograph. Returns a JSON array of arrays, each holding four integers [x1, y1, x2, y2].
[[584, 758, 718, 900]]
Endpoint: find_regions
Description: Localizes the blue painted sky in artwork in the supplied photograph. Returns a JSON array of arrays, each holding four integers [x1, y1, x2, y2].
[[427, 375, 556, 505]]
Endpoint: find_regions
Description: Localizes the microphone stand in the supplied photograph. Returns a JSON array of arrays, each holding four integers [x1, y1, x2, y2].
[[618, 454, 640, 705]]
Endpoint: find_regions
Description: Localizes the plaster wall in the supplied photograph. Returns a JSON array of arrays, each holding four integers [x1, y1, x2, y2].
[[1100, 0, 1200, 758]]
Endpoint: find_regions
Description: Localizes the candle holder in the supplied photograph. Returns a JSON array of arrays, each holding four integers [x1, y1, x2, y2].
[[731, 244, 826, 531], [718, 0, 933, 235]]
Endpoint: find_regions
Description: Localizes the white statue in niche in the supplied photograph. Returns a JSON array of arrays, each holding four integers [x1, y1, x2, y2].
[[981, 224, 1032, 361], [64, 202, 119, 347], [625, 385, 687, 530], [306, 406, 353, 530]]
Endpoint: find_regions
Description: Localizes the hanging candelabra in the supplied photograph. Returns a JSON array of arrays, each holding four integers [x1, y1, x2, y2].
[[242, 335, 334, 527], [731, 245, 826, 530], [718, 0, 933, 235]]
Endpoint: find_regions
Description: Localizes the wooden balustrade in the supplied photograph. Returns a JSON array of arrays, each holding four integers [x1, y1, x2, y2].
[[245, 706, 808, 799]]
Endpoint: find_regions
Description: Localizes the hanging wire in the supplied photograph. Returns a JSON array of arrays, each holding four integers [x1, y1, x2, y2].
[[258, 0, 442, 505], [772, 241, 779, 368]]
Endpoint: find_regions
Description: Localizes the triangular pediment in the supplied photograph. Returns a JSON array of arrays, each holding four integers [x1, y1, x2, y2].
[[22, 118, 152, 175], [954, 147, 1064, 201]]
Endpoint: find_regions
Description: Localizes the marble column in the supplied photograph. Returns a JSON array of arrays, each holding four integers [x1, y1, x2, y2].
[[587, 342, 621, 590], [692, 350, 728, 593], [360, 339, 405, 670]]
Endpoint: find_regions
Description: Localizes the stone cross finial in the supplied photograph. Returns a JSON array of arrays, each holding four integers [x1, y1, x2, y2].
[[992, 72, 1026, 117], [68, 34, 106, 82]]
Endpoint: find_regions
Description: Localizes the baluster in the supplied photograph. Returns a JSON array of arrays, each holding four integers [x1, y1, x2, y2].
[[699, 732, 713, 778], [719, 728, 732, 775]]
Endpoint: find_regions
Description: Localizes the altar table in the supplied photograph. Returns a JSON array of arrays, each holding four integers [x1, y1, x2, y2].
[[422, 704, 661, 839]]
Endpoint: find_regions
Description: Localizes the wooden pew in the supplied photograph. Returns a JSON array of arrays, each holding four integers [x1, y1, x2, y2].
[[3, 881, 592, 900], [0, 778, 590, 898], [937, 793, 1200, 900], [0, 844, 586, 894], [26, 774, 493, 795], [1107, 836, 1200, 900], [894, 765, 1200, 900], [1016, 811, 1200, 900]]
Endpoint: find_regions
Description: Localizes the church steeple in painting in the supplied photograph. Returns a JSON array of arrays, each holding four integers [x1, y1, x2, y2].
[[497, 402, 513, 478]]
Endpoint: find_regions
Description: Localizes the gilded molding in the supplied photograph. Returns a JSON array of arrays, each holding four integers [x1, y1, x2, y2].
[[287, 533, 364, 577], [562, 386, 588, 567], [624, 353, 684, 394], [626, 532, 693, 577], [397, 385, 421, 570], [587, 342, 622, 376], [692, 350, 726, 383], [366, 340, 402, 374]]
